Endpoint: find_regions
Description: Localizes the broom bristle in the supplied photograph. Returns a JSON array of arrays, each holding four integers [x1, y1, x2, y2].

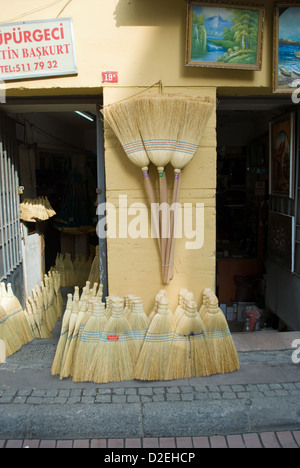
[[169, 299, 212, 379], [128, 298, 150, 357], [51, 294, 73, 376], [135, 94, 184, 170], [0, 303, 23, 356], [173, 290, 194, 326], [72, 300, 107, 382], [102, 101, 150, 171], [169, 96, 214, 172], [91, 298, 137, 383], [5, 283, 34, 345], [135, 296, 175, 381], [199, 288, 214, 319], [60, 299, 88, 379], [203, 295, 239, 375]]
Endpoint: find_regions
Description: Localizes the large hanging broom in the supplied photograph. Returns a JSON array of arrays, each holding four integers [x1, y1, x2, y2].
[[101, 98, 161, 259], [135, 296, 175, 381], [102, 92, 214, 284], [203, 294, 239, 375], [164, 95, 214, 284]]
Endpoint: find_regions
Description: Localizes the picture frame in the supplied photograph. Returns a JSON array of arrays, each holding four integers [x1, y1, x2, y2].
[[185, 1, 265, 70], [269, 112, 296, 199], [268, 211, 294, 272], [273, 2, 300, 93]]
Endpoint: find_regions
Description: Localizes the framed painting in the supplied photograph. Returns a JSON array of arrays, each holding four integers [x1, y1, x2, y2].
[[268, 212, 294, 272], [273, 2, 300, 93], [185, 1, 265, 70], [269, 112, 296, 199]]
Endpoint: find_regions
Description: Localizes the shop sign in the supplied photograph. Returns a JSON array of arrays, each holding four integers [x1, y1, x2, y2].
[[0, 18, 77, 81]]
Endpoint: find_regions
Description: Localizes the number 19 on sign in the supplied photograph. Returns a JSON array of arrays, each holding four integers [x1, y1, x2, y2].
[[102, 71, 118, 83]]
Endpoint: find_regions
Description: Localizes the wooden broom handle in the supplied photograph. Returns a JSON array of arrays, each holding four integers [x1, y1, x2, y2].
[[143, 170, 161, 255]]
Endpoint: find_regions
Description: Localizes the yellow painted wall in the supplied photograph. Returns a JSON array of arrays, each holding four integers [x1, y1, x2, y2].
[[1, 0, 274, 94], [0, 0, 276, 310]]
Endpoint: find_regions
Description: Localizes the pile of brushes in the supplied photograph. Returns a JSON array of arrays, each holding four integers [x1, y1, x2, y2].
[[0, 270, 63, 365], [0, 283, 34, 364], [52, 284, 239, 383], [20, 196, 56, 222], [52, 250, 99, 289], [24, 270, 63, 339]]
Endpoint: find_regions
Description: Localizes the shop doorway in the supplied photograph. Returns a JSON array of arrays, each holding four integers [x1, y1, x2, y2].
[[216, 96, 293, 330], [4, 97, 105, 300]]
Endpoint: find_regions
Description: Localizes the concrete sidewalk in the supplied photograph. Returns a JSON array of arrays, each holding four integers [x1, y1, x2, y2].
[[0, 323, 299, 442]]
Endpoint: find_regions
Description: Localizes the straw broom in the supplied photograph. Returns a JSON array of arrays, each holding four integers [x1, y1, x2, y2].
[[52, 270, 63, 318], [203, 294, 240, 375], [135, 296, 175, 381], [0, 302, 23, 357], [51, 293, 73, 376], [199, 288, 214, 320], [72, 300, 107, 382], [101, 99, 161, 258], [148, 289, 167, 322], [128, 297, 150, 357], [32, 288, 52, 338], [135, 95, 182, 279], [1, 283, 34, 345], [173, 289, 194, 326], [88, 246, 101, 286], [91, 297, 137, 383], [24, 299, 40, 339], [164, 95, 214, 284], [60, 298, 88, 379]]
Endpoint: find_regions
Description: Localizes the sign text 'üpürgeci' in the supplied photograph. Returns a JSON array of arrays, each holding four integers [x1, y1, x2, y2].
[[0, 18, 77, 81]]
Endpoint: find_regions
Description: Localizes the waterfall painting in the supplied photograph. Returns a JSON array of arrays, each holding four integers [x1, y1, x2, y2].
[[185, 1, 265, 70]]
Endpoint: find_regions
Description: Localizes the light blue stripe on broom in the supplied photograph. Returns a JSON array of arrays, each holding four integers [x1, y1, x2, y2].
[[205, 328, 231, 339], [144, 331, 175, 343], [97, 329, 135, 342], [123, 139, 198, 156]]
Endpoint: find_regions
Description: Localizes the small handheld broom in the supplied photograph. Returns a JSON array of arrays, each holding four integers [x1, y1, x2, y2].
[[91, 297, 137, 383], [135, 296, 175, 381], [169, 298, 213, 379], [203, 294, 239, 375], [72, 300, 107, 382], [51, 293, 73, 376]]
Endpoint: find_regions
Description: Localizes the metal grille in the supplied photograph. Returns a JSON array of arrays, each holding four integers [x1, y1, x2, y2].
[[0, 112, 21, 281]]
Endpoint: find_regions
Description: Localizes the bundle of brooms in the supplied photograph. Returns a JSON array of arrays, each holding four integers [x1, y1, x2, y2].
[[102, 90, 214, 284], [20, 196, 56, 222], [51, 286, 239, 383]]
